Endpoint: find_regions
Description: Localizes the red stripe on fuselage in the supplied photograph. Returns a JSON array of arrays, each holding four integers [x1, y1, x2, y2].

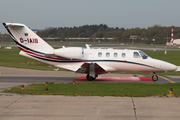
[[18, 46, 71, 61]]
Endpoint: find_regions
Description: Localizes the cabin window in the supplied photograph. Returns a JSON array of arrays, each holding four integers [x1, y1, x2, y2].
[[122, 53, 126, 58], [106, 52, 110, 57], [114, 53, 118, 58], [133, 52, 141, 58], [98, 52, 102, 57]]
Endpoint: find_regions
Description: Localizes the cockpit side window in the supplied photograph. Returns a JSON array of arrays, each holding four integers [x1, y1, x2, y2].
[[133, 52, 141, 58], [139, 51, 148, 59]]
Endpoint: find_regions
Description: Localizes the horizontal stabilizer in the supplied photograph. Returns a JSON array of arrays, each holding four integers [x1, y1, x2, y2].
[[4, 23, 24, 27]]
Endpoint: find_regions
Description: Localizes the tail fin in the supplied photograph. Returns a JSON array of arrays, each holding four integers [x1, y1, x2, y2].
[[2, 23, 54, 53]]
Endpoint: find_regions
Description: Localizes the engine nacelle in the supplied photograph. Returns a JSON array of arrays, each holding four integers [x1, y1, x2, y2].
[[54, 47, 84, 59]]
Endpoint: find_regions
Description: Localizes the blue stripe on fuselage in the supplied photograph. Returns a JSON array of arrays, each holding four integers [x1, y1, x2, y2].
[[27, 53, 160, 70]]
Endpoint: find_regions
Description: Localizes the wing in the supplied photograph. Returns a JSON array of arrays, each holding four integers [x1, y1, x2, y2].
[[76, 63, 108, 75]]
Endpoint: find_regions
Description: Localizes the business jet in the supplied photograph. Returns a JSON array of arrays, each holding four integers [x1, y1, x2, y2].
[[2, 23, 177, 81]]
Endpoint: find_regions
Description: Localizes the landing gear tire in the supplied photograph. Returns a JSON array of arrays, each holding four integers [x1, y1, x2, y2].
[[86, 74, 95, 81], [152, 74, 158, 81]]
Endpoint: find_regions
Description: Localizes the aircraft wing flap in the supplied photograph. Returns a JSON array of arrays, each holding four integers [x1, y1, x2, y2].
[[76, 63, 107, 75], [94, 63, 108, 74]]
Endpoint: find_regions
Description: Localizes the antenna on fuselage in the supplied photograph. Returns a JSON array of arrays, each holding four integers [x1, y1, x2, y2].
[[85, 44, 91, 49]]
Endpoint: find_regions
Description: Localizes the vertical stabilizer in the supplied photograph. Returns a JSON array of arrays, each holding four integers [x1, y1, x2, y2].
[[2, 23, 54, 53]]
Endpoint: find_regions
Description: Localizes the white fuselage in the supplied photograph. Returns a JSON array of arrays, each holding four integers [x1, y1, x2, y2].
[[20, 47, 177, 74]]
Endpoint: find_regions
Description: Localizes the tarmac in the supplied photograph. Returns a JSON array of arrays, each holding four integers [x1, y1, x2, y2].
[[0, 66, 180, 120], [0, 94, 180, 120]]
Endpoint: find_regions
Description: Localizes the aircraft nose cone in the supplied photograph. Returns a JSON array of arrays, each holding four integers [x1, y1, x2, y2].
[[166, 63, 177, 71], [171, 64, 177, 71], [155, 59, 177, 72]]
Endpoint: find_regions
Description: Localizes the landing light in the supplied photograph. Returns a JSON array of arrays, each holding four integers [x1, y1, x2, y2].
[[45, 82, 48, 85], [169, 88, 173, 94], [21, 85, 24, 90], [45, 88, 48, 93]]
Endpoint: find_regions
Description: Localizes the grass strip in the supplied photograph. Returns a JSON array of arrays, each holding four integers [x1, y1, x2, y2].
[[0, 46, 180, 75], [3, 82, 180, 97]]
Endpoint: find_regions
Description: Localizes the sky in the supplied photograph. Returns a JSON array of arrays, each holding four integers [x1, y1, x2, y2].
[[1, 0, 180, 33]]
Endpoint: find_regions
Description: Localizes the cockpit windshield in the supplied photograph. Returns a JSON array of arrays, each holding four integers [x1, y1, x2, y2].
[[139, 51, 149, 59]]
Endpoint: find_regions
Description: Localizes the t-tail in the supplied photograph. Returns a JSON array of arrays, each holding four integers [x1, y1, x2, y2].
[[2, 23, 54, 54], [2, 23, 84, 67]]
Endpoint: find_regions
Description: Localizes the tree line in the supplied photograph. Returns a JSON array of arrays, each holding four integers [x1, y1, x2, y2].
[[37, 24, 180, 44], [1, 24, 180, 44]]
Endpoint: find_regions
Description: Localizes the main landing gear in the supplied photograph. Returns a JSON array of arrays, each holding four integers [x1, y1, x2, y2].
[[86, 74, 98, 81], [152, 72, 158, 81]]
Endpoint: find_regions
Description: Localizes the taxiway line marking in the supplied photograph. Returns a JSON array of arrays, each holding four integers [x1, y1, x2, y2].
[[158, 75, 176, 83]]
